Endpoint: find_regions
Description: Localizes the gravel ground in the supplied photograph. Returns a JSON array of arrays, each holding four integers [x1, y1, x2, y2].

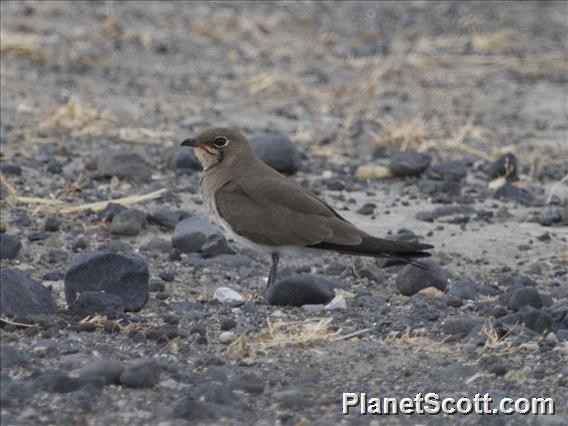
[[1, 1, 567, 425]]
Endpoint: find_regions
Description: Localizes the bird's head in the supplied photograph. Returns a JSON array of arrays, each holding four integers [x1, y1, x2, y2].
[[181, 127, 253, 171]]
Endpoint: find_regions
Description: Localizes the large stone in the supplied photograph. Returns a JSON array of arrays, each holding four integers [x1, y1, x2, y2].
[[389, 151, 431, 177], [395, 261, 450, 296], [213, 287, 245, 307], [265, 274, 335, 306], [0, 269, 57, 316], [79, 359, 125, 385], [69, 291, 126, 318], [172, 216, 225, 253], [0, 234, 21, 260], [501, 286, 543, 311], [119, 359, 161, 388], [108, 209, 146, 236], [64, 252, 149, 311], [96, 152, 153, 182], [250, 132, 302, 174]]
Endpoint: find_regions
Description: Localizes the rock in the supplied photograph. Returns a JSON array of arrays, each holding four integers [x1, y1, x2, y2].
[[64, 251, 149, 311], [418, 180, 461, 196], [213, 287, 245, 307], [1, 345, 29, 369], [448, 277, 478, 301], [44, 217, 61, 232], [486, 153, 519, 181], [166, 147, 201, 171], [202, 234, 234, 257], [171, 397, 216, 421], [219, 331, 235, 344], [395, 261, 450, 296], [324, 294, 347, 311], [250, 132, 302, 174], [0, 269, 57, 316], [119, 359, 161, 388], [0, 163, 22, 176], [415, 205, 476, 222], [42, 271, 64, 281], [97, 203, 127, 222], [494, 182, 534, 206], [108, 209, 146, 236], [388, 151, 431, 177], [72, 238, 89, 252], [556, 329, 568, 341], [172, 216, 224, 253], [501, 286, 543, 311], [428, 160, 468, 181], [69, 291, 125, 318], [0, 234, 21, 260], [538, 210, 562, 226], [149, 208, 179, 230], [519, 306, 553, 333], [231, 373, 265, 394], [443, 317, 483, 337], [140, 237, 172, 252], [79, 359, 125, 385], [96, 151, 153, 182], [356, 203, 376, 215], [33, 370, 97, 394], [220, 318, 237, 331], [548, 301, 568, 328], [265, 274, 335, 306]]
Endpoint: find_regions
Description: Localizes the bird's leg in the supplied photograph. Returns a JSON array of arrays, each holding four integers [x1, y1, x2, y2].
[[267, 253, 279, 288]]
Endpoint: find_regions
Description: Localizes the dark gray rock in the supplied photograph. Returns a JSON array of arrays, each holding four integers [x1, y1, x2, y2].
[[556, 329, 568, 341], [202, 234, 234, 258], [519, 306, 553, 333], [443, 317, 483, 337], [172, 216, 224, 253], [0, 269, 57, 316], [395, 261, 450, 296], [1, 345, 29, 369], [418, 180, 461, 196], [120, 359, 161, 388], [549, 301, 568, 328], [231, 373, 265, 394], [538, 210, 562, 226], [79, 359, 125, 385], [428, 160, 468, 181], [250, 132, 302, 174], [448, 277, 478, 301], [96, 152, 153, 182], [0, 163, 22, 176], [220, 318, 237, 331], [150, 208, 179, 230], [34, 370, 98, 394], [171, 397, 216, 421], [388, 151, 431, 177], [166, 147, 201, 171], [140, 237, 172, 252], [69, 291, 125, 318], [44, 217, 61, 232], [494, 182, 534, 206], [0, 234, 21, 260], [64, 251, 149, 311], [356, 203, 376, 215], [501, 286, 543, 311], [42, 271, 64, 281], [108, 209, 146, 236], [97, 203, 127, 222], [486, 153, 519, 181], [265, 274, 335, 306], [416, 205, 476, 222]]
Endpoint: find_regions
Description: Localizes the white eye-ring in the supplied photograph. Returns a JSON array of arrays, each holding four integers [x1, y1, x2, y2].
[[212, 136, 229, 148]]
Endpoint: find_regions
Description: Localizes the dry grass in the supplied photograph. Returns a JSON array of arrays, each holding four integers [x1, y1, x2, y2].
[[227, 317, 340, 358], [383, 327, 453, 354], [0, 31, 46, 62], [375, 117, 438, 151], [471, 29, 520, 52], [115, 127, 174, 145], [39, 97, 114, 138]]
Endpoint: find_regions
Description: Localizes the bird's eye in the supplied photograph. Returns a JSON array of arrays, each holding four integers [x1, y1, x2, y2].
[[212, 136, 228, 148]]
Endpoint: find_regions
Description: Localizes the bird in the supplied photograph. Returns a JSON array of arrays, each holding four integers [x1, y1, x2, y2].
[[181, 128, 433, 288]]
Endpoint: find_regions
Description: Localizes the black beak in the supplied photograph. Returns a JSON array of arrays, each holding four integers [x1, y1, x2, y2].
[[181, 138, 196, 147]]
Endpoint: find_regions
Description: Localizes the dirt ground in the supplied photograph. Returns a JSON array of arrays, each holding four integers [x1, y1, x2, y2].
[[1, 1, 567, 425]]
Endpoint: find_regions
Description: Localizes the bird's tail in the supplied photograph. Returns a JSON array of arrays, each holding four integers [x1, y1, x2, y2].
[[309, 237, 433, 270]]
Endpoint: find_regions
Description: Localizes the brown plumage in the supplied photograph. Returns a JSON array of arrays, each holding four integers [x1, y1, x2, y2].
[[181, 128, 433, 287]]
